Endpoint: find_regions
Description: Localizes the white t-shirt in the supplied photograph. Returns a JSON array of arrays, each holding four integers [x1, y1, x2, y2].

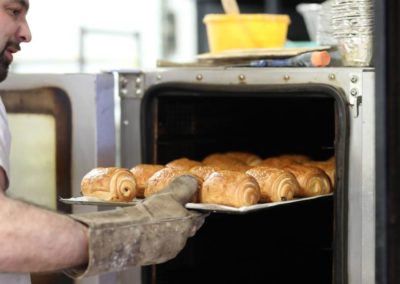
[[0, 99, 31, 283], [0, 97, 10, 187]]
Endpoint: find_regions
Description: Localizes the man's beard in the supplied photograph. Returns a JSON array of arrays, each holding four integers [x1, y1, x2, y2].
[[0, 50, 9, 82]]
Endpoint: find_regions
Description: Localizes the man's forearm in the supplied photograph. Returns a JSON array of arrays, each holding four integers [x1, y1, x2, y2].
[[0, 193, 89, 273]]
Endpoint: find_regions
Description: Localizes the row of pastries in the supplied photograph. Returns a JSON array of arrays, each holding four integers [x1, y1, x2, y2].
[[80, 151, 336, 208]]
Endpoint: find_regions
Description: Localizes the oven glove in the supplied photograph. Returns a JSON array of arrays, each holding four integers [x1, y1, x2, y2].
[[64, 175, 207, 279]]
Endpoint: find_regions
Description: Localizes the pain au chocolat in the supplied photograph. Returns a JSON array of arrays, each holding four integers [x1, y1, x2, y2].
[[283, 164, 331, 197], [246, 166, 299, 202], [224, 151, 262, 166], [130, 164, 165, 198], [303, 157, 336, 190], [144, 167, 202, 202], [190, 165, 221, 180], [81, 167, 137, 202], [202, 153, 251, 172], [201, 170, 261, 208], [166, 157, 203, 171]]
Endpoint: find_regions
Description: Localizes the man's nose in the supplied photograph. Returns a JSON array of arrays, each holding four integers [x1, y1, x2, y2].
[[18, 20, 32, 43]]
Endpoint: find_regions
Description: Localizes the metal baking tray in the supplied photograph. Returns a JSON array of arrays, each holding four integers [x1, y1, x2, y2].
[[59, 196, 140, 207], [60, 193, 333, 214]]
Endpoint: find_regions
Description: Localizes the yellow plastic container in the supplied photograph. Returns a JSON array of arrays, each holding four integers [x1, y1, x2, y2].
[[204, 14, 291, 53]]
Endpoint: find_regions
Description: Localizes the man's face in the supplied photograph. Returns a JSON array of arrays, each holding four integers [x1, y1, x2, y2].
[[0, 0, 31, 82]]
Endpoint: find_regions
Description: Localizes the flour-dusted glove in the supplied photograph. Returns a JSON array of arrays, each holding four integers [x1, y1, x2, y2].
[[64, 175, 207, 279]]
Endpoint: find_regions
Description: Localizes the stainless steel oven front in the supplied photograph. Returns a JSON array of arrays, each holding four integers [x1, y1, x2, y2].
[[117, 67, 375, 284]]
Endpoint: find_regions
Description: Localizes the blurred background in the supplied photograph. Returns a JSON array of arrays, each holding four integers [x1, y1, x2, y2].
[[11, 0, 323, 73]]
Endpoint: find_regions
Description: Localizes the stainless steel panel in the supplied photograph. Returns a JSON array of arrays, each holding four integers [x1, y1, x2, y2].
[[347, 70, 375, 284], [116, 71, 143, 168]]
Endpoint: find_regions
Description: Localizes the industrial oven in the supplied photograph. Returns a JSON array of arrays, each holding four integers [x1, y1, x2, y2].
[[0, 67, 375, 284], [117, 67, 375, 284]]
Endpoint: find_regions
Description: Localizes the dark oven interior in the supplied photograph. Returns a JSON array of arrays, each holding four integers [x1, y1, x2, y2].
[[140, 84, 347, 284]]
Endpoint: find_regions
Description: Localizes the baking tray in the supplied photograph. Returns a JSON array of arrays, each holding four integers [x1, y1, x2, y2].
[[186, 193, 332, 214], [60, 193, 333, 214], [59, 196, 140, 207]]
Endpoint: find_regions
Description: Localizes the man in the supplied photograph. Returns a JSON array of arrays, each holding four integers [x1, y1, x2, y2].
[[0, 1, 205, 283]]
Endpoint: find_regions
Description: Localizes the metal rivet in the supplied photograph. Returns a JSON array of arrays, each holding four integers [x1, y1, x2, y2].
[[283, 74, 290, 81], [329, 74, 336, 80], [238, 74, 246, 81], [120, 76, 128, 86], [121, 88, 128, 95], [136, 89, 142, 96], [123, 120, 129, 126], [351, 75, 358, 83], [136, 77, 142, 84], [196, 74, 203, 81], [350, 88, 358, 96], [156, 74, 162, 81]]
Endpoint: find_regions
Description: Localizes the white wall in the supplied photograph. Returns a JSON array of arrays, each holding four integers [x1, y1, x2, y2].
[[163, 0, 198, 62], [11, 0, 197, 73]]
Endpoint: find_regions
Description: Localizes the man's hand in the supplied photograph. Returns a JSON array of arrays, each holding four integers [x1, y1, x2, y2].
[[65, 175, 206, 279]]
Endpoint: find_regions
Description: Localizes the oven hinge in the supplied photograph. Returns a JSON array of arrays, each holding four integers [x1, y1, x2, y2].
[[118, 72, 144, 99], [349, 73, 362, 118]]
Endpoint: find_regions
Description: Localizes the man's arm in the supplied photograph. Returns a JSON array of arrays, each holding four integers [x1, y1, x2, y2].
[[0, 170, 205, 278], [0, 169, 89, 273]]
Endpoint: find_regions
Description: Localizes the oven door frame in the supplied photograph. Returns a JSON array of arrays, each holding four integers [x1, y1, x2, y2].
[[117, 67, 375, 284]]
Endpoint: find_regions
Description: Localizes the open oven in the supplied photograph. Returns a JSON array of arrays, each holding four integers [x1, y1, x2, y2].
[[0, 68, 375, 284], [117, 67, 375, 284]]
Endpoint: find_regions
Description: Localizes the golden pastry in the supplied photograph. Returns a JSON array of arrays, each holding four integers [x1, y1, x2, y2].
[[130, 164, 165, 198], [81, 167, 136, 202], [190, 165, 221, 180], [224, 151, 262, 166], [144, 167, 201, 202], [246, 166, 299, 202], [203, 153, 250, 172], [166, 157, 203, 171], [303, 157, 336, 190], [283, 164, 331, 197], [257, 154, 310, 168], [257, 157, 294, 168], [201, 170, 260, 208]]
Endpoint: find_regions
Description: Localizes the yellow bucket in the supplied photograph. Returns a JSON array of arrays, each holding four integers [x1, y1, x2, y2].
[[204, 14, 291, 53]]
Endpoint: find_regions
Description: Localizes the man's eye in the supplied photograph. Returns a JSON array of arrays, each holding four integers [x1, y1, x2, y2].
[[7, 8, 21, 17]]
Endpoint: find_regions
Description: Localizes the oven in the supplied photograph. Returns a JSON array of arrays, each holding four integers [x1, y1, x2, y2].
[[117, 67, 375, 284], [0, 68, 375, 284]]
